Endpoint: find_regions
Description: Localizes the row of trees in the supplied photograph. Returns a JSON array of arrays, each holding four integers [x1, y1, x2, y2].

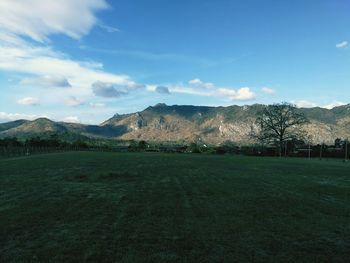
[[0, 136, 91, 158], [1, 135, 348, 159], [0, 136, 88, 148]]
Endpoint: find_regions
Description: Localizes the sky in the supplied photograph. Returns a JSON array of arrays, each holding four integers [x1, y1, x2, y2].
[[0, 0, 349, 124]]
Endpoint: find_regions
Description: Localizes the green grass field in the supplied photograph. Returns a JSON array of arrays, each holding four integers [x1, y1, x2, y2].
[[1, 152, 349, 262]]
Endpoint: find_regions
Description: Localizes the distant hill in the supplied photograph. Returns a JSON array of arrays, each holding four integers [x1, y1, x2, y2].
[[1, 103, 350, 144]]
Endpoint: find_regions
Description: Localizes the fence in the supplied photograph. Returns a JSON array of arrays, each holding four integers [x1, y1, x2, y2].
[[0, 146, 130, 159]]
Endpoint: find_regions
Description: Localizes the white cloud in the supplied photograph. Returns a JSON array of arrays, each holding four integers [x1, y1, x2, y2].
[[261, 87, 275, 94], [63, 116, 80, 123], [0, 0, 138, 106], [293, 100, 318, 108], [189, 78, 214, 89], [336, 41, 348, 49], [0, 0, 108, 43], [218, 87, 256, 101], [169, 81, 257, 101], [293, 100, 346, 109], [17, 97, 40, 106], [0, 112, 45, 122], [0, 43, 140, 106], [21, 75, 71, 88], [65, 96, 84, 107], [189, 79, 202, 85], [324, 101, 346, 109], [0, 45, 135, 93]]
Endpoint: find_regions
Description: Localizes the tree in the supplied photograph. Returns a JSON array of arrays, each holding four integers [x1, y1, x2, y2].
[[252, 102, 309, 157], [138, 140, 148, 151]]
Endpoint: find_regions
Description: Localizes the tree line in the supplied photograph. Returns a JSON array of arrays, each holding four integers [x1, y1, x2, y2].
[[0, 135, 348, 159]]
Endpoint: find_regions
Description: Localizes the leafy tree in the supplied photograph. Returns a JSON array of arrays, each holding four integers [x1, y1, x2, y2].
[[252, 102, 309, 156], [138, 140, 148, 150], [187, 142, 201, 153]]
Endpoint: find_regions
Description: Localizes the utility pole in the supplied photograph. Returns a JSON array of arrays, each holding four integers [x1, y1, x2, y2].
[[308, 142, 311, 160], [319, 142, 323, 160], [345, 139, 348, 162]]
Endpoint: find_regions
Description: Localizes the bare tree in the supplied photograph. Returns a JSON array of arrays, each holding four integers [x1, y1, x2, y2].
[[252, 102, 309, 157]]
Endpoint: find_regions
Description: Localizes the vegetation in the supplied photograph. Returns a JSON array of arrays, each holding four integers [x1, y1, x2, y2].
[[1, 136, 349, 160], [253, 102, 309, 156], [0, 152, 349, 262]]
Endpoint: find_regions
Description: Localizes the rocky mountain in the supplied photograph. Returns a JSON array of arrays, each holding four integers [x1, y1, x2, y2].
[[1, 103, 350, 144]]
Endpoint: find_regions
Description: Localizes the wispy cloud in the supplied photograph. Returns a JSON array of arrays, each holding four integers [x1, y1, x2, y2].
[[65, 96, 84, 107], [90, 102, 106, 108], [78, 45, 243, 68], [0, 0, 108, 43], [98, 24, 120, 33], [261, 87, 275, 95], [189, 79, 214, 89], [169, 86, 212, 97], [17, 97, 40, 106], [336, 41, 348, 49]]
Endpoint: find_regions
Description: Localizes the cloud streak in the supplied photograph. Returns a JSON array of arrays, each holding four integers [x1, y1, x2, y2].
[[99, 24, 120, 33], [336, 41, 348, 49]]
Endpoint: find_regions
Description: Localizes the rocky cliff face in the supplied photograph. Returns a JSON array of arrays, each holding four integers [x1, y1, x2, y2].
[[101, 103, 350, 144], [1, 103, 350, 144]]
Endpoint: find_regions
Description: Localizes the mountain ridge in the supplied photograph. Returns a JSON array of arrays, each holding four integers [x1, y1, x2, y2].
[[1, 103, 350, 144]]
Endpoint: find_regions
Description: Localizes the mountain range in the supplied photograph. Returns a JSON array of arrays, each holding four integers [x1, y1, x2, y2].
[[1, 103, 350, 144]]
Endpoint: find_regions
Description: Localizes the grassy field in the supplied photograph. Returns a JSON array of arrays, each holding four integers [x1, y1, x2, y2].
[[0, 152, 349, 262]]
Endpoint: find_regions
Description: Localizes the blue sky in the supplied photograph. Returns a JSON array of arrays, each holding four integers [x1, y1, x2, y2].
[[0, 0, 349, 124]]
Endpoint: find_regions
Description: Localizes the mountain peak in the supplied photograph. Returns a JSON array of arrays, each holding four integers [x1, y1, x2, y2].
[[31, 118, 54, 124], [153, 103, 167, 108]]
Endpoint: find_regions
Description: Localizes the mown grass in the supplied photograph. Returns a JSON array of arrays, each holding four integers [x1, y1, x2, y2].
[[0, 152, 349, 262]]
